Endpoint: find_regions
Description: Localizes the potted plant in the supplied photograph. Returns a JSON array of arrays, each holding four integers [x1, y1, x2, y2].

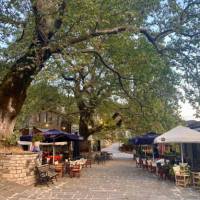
[[0, 131, 23, 154], [32, 133, 45, 147], [168, 166, 175, 181]]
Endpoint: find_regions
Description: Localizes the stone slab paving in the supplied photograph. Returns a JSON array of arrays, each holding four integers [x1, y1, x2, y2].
[[3, 159, 199, 200], [1, 143, 200, 200], [0, 180, 28, 200]]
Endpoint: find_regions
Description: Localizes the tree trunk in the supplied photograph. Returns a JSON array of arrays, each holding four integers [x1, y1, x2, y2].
[[0, 63, 29, 138], [78, 102, 103, 140], [79, 109, 93, 140], [0, 0, 66, 139], [0, 53, 45, 139], [78, 99, 96, 140], [0, 114, 17, 140]]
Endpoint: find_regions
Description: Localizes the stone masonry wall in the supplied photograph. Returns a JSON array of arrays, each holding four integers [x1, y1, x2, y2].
[[0, 153, 38, 186]]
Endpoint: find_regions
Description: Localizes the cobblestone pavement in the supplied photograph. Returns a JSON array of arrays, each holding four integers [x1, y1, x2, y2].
[[0, 180, 28, 200], [6, 160, 200, 200], [2, 144, 200, 200]]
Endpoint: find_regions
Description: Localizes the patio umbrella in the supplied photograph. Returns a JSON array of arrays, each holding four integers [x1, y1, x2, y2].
[[154, 125, 200, 163], [20, 129, 81, 142], [129, 132, 158, 160], [20, 129, 82, 164], [129, 132, 158, 145]]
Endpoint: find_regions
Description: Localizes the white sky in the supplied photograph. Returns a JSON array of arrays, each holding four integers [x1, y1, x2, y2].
[[180, 101, 199, 121]]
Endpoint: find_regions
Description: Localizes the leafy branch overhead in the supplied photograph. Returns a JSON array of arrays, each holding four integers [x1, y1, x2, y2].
[[0, 0, 199, 138]]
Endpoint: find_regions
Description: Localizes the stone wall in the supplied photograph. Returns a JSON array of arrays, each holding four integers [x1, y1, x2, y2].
[[0, 153, 38, 186]]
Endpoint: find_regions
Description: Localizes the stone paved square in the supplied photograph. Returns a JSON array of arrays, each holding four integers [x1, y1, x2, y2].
[[0, 145, 200, 200], [1, 144, 200, 200]]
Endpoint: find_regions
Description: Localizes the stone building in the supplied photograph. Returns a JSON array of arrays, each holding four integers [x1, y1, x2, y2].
[[28, 111, 72, 132]]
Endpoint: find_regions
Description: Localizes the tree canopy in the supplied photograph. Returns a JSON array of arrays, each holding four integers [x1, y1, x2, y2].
[[0, 0, 199, 138]]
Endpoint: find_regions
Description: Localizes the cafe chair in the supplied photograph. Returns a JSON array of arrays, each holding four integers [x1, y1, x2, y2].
[[173, 165, 190, 187]]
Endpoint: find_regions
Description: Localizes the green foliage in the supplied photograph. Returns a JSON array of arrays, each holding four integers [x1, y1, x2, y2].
[[32, 133, 45, 142], [3, 131, 20, 146], [101, 36, 182, 134], [16, 81, 78, 128], [198, 180, 200, 186], [169, 166, 175, 177], [0, 0, 199, 137]]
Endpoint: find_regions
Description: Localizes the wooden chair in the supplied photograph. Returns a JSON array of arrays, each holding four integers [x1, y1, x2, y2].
[[142, 159, 148, 170], [108, 153, 113, 160], [85, 159, 92, 168], [94, 154, 105, 164], [136, 157, 141, 168], [65, 161, 71, 174], [191, 172, 200, 190], [151, 163, 157, 173], [173, 166, 190, 187], [69, 164, 81, 178], [147, 160, 152, 172], [157, 164, 166, 179]]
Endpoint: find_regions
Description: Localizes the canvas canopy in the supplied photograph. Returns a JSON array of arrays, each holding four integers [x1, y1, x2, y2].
[[154, 126, 200, 144], [20, 129, 81, 142], [18, 141, 68, 146], [129, 132, 158, 145]]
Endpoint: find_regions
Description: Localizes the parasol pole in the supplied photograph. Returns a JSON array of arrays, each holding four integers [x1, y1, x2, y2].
[[53, 137, 55, 164], [152, 145, 155, 161], [181, 143, 184, 163], [144, 145, 147, 158], [53, 144, 55, 164]]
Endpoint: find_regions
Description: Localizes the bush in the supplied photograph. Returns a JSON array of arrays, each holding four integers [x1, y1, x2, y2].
[[3, 131, 20, 146], [0, 131, 23, 153], [32, 132, 45, 142]]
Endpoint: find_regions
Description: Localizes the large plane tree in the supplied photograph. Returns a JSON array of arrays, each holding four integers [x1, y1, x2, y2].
[[0, 0, 199, 139]]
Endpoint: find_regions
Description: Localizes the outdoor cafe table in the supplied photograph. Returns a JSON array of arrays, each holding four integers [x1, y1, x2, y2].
[[68, 159, 87, 169]]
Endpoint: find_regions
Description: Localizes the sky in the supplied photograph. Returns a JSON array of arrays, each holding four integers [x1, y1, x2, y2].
[[180, 101, 199, 121]]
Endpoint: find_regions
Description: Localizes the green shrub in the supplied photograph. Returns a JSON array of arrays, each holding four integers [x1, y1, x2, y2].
[[3, 131, 20, 146], [32, 133, 45, 142]]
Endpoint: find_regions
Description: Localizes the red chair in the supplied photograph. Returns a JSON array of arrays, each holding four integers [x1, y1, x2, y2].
[[85, 160, 92, 168], [69, 164, 81, 178]]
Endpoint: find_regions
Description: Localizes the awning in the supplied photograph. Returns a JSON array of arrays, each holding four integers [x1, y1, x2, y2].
[[129, 132, 158, 145], [154, 125, 200, 163], [20, 129, 82, 143], [18, 141, 68, 146], [154, 125, 200, 144], [43, 129, 80, 142]]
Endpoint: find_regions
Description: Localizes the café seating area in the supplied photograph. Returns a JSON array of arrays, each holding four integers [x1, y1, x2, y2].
[[135, 157, 200, 190], [35, 157, 92, 185], [35, 151, 113, 186], [131, 126, 200, 192]]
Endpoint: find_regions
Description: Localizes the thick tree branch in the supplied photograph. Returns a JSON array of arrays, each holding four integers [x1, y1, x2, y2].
[[89, 124, 103, 135], [140, 28, 174, 53], [62, 74, 76, 82], [80, 49, 136, 81], [67, 26, 127, 45], [80, 49, 145, 117], [0, 14, 25, 27]]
